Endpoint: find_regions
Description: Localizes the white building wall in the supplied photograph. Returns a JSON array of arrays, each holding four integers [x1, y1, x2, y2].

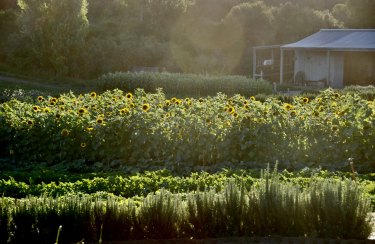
[[294, 50, 344, 88]]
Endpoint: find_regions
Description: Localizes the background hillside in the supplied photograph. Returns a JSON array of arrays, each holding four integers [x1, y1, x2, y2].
[[0, 0, 374, 79]]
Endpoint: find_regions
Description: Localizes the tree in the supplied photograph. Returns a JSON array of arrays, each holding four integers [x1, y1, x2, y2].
[[345, 0, 375, 28], [17, 0, 89, 76], [222, 1, 274, 74]]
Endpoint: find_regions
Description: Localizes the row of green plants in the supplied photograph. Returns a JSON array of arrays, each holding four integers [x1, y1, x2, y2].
[[0, 168, 374, 211], [0, 88, 374, 169], [97, 72, 273, 97], [0, 171, 372, 243]]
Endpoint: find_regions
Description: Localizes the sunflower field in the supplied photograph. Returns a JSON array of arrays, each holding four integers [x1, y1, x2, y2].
[[0, 88, 374, 171]]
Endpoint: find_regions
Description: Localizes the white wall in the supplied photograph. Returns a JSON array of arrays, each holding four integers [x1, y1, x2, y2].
[[294, 50, 344, 88]]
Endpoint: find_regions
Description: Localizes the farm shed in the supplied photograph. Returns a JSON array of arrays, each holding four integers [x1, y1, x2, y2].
[[281, 29, 375, 88]]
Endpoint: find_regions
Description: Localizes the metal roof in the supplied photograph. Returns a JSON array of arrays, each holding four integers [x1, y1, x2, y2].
[[281, 29, 375, 51]]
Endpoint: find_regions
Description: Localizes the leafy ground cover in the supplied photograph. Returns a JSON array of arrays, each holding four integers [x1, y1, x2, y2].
[[0, 169, 372, 243]]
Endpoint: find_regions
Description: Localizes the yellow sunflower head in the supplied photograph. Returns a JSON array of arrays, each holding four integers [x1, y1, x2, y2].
[[120, 108, 129, 115], [250, 96, 256, 101], [96, 117, 104, 124], [227, 106, 235, 114], [302, 97, 309, 103], [61, 129, 69, 137], [284, 103, 293, 110], [37, 96, 44, 102], [126, 93, 133, 100], [78, 108, 87, 115], [43, 107, 51, 113], [142, 103, 150, 112], [26, 120, 33, 126], [33, 106, 40, 112], [90, 92, 97, 98], [80, 142, 87, 148]]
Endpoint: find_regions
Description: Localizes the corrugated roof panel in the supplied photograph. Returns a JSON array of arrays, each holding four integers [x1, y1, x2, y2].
[[282, 29, 375, 50]]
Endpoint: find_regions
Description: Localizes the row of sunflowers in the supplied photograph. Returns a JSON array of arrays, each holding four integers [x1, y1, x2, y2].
[[0, 88, 374, 169]]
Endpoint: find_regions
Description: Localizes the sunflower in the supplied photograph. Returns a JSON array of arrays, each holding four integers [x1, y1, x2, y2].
[[250, 96, 256, 101], [85, 126, 94, 132], [90, 92, 97, 98], [227, 106, 235, 114], [33, 106, 40, 112], [129, 103, 135, 108], [284, 103, 293, 110], [78, 108, 87, 115], [50, 98, 58, 105], [316, 97, 322, 103], [119, 108, 129, 115], [55, 113, 61, 119], [185, 98, 191, 103], [142, 103, 150, 112], [26, 120, 33, 126], [318, 106, 324, 112], [226, 121, 231, 126], [175, 99, 182, 105], [199, 98, 204, 103], [80, 142, 87, 148], [187, 101, 192, 106], [61, 129, 69, 137], [37, 96, 44, 102], [165, 100, 171, 107], [126, 93, 133, 100], [96, 117, 104, 124], [290, 110, 297, 117], [106, 111, 112, 117], [43, 107, 51, 113], [333, 93, 340, 98], [302, 97, 309, 103], [59, 105, 65, 111], [50, 101, 56, 106], [243, 100, 249, 105], [232, 112, 239, 118]]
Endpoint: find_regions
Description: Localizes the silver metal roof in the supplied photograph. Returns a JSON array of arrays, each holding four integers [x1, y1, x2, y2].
[[282, 29, 375, 51]]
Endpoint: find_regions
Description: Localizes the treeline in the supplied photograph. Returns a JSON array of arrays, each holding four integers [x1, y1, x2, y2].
[[0, 0, 374, 79]]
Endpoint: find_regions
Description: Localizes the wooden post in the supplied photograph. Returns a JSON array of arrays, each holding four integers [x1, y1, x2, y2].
[[326, 50, 331, 87], [253, 47, 256, 79], [280, 48, 284, 84]]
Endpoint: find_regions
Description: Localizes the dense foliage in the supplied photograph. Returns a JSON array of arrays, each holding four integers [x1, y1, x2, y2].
[[97, 72, 273, 97], [0, 171, 372, 243], [0, 0, 374, 78], [1, 88, 374, 170]]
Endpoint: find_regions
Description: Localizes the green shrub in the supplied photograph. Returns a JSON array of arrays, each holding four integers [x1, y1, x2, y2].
[[97, 72, 273, 97]]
